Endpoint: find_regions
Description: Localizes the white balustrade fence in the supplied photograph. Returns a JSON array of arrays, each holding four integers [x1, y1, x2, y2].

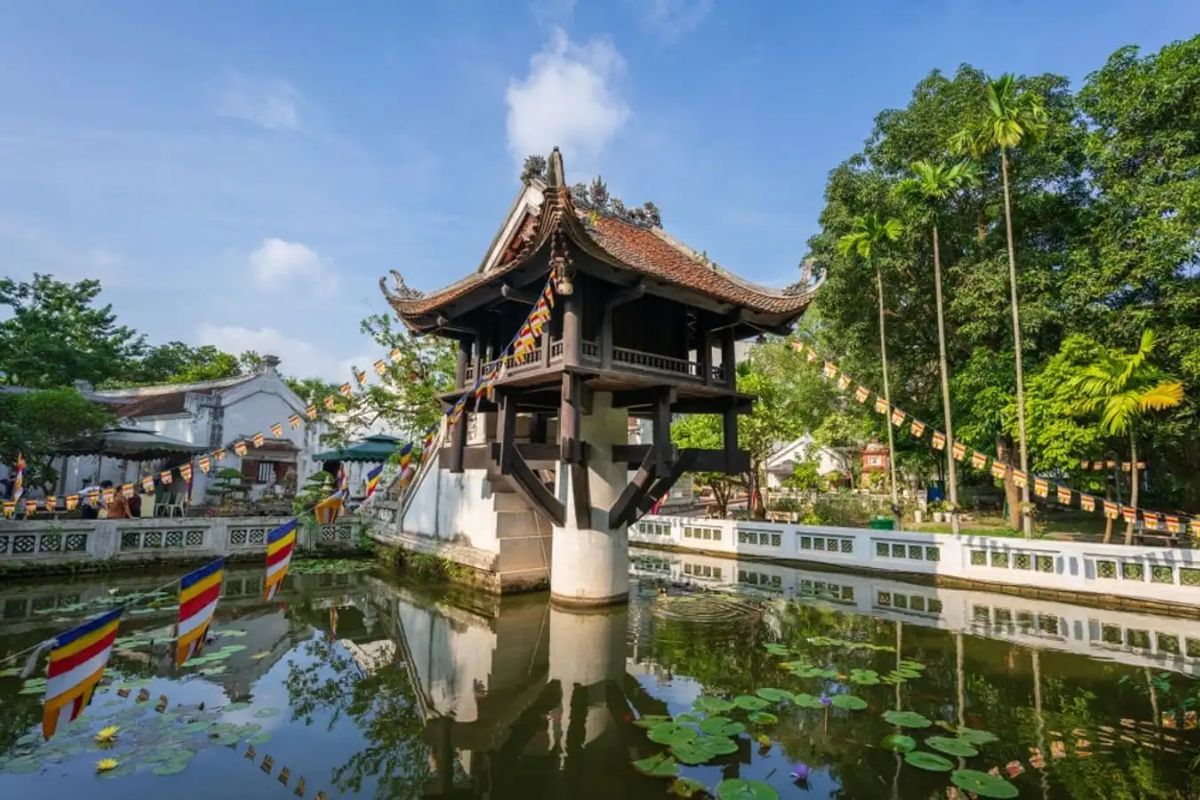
[[631, 515, 1200, 608]]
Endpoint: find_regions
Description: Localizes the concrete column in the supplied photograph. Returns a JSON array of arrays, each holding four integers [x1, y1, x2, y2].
[[549, 604, 627, 749], [550, 391, 630, 606]]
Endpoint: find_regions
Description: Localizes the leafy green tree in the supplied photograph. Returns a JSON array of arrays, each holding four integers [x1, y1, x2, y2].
[[895, 158, 978, 532], [121, 341, 244, 385], [837, 213, 903, 511], [0, 388, 112, 490], [952, 74, 1048, 536], [0, 274, 145, 388], [1066, 331, 1183, 543]]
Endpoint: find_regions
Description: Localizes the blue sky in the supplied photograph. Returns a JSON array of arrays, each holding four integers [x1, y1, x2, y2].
[[1, 1, 1196, 381]]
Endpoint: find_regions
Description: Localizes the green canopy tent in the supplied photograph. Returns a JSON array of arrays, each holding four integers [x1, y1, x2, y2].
[[311, 434, 403, 464], [56, 426, 208, 461]]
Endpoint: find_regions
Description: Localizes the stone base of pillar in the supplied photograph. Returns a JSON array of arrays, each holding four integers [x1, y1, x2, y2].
[[549, 391, 630, 605]]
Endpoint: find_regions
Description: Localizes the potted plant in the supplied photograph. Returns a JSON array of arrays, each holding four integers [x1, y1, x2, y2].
[[929, 500, 946, 523]]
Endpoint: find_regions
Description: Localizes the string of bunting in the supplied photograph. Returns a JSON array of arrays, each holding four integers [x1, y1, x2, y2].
[[2, 270, 559, 519], [791, 341, 1198, 537]]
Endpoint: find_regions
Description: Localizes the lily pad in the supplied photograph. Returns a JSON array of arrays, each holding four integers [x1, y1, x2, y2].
[[950, 769, 1019, 798], [694, 696, 735, 714], [734, 695, 769, 711], [669, 777, 708, 798], [633, 714, 671, 729], [715, 778, 780, 800], [830, 694, 867, 711], [898, 659, 926, 671], [904, 751, 954, 772], [648, 722, 698, 746], [670, 743, 714, 765], [882, 710, 932, 729], [793, 693, 826, 709], [223, 702, 251, 712], [879, 734, 917, 753], [246, 732, 272, 745], [748, 711, 778, 725], [2, 756, 42, 774], [699, 717, 745, 737], [674, 713, 703, 725], [632, 753, 679, 778], [695, 735, 739, 756], [849, 669, 880, 686], [252, 707, 280, 718], [956, 726, 1000, 745], [181, 721, 214, 734], [755, 687, 794, 703], [763, 643, 791, 656], [926, 736, 979, 757], [152, 759, 191, 776]]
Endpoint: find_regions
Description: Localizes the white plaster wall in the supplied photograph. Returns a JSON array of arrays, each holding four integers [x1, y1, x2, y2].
[[394, 597, 495, 722], [395, 444, 500, 556]]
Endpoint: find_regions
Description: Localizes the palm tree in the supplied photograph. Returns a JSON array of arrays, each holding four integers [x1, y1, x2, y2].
[[1067, 330, 1183, 544], [951, 73, 1047, 537], [838, 213, 904, 513], [894, 159, 978, 535]]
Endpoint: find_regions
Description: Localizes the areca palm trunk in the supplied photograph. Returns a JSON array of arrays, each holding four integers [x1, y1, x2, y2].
[[999, 149, 1032, 538], [876, 264, 900, 513], [932, 224, 960, 535]]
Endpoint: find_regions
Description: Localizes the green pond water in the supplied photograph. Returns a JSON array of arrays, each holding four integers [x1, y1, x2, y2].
[[1, 549, 1198, 799]]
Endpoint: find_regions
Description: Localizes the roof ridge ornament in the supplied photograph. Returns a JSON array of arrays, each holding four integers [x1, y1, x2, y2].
[[379, 269, 425, 302], [547, 147, 566, 188]]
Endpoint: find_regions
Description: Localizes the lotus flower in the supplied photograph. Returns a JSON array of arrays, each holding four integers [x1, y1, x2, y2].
[[819, 693, 831, 707], [95, 758, 119, 772], [93, 725, 120, 744], [790, 762, 811, 782]]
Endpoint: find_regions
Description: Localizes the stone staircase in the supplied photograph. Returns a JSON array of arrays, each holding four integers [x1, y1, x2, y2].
[[488, 464, 554, 592]]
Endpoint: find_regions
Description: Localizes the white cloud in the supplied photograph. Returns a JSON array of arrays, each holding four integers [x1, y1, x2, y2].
[[505, 28, 629, 166], [248, 238, 334, 289], [195, 323, 367, 382], [642, 0, 713, 41], [217, 74, 300, 132]]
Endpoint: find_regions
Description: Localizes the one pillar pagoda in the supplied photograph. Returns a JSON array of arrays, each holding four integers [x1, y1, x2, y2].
[[381, 149, 812, 606]]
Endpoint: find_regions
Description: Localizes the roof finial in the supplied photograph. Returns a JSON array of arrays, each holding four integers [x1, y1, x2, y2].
[[547, 147, 565, 188]]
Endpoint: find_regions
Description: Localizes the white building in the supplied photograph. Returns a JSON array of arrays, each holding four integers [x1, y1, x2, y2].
[[57, 356, 324, 503], [764, 435, 849, 490]]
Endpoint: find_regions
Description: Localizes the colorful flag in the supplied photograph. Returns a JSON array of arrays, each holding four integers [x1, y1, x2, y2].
[[890, 408, 906, 427], [160, 470, 174, 485], [854, 386, 870, 403], [970, 451, 987, 470], [1080, 494, 1096, 513], [233, 441, 248, 457], [1103, 500, 1120, 519], [373, 359, 388, 377], [354, 368, 367, 386], [1079, 459, 1091, 470], [45, 495, 57, 512], [120, 483, 135, 499], [252, 432, 265, 448], [1166, 514, 1182, 534], [1190, 518, 1200, 538], [1013, 470, 1028, 488], [873, 396, 888, 414], [1034, 477, 1049, 498], [364, 464, 383, 499], [313, 492, 344, 525], [65, 495, 79, 511], [12, 452, 25, 503], [931, 431, 946, 450], [837, 374, 851, 391], [213, 447, 226, 461], [951, 442, 967, 462], [1, 501, 14, 517], [263, 520, 298, 601], [338, 382, 353, 398], [1121, 505, 1138, 524], [1092, 461, 1106, 471], [990, 461, 1009, 481], [288, 413, 302, 429], [271, 422, 283, 438], [910, 420, 926, 438], [198, 455, 211, 474], [43, 607, 123, 739], [176, 558, 224, 666], [179, 464, 193, 482], [101, 487, 115, 505], [542, 281, 556, 308], [305, 404, 318, 420], [823, 362, 837, 379], [389, 347, 402, 361], [324, 395, 336, 411], [25, 499, 38, 515], [141, 475, 155, 493], [398, 442, 414, 472], [1120, 461, 1131, 472], [1056, 485, 1072, 505]]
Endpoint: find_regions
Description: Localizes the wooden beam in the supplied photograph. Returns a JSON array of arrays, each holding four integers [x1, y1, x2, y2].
[[723, 397, 739, 460], [448, 414, 467, 474], [612, 387, 677, 409], [562, 292, 581, 368], [652, 390, 674, 477], [720, 327, 736, 388], [570, 462, 590, 528], [610, 445, 748, 474], [501, 283, 538, 304], [700, 329, 713, 387], [672, 396, 754, 415], [507, 450, 565, 527], [454, 339, 469, 389], [560, 373, 581, 463], [634, 450, 699, 519], [608, 445, 657, 529], [495, 390, 517, 472]]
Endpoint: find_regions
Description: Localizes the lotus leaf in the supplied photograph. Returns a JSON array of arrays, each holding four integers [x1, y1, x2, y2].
[[715, 778, 780, 800], [830, 695, 867, 711], [793, 693, 825, 709], [632, 753, 679, 778], [152, 759, 191, 776], [882, 710, 932, 728], [699, 717, 744, 737], [695, 735, 739, 755], [253, 708, 281, 718], [950, 769, 1019, 798], [747, 711, 778, 725], [879, 734, 917, 752], [694, 696, 735, 714], [648, 722, 698, 746], [669, 777, 708, 798], [849, 670, 880, 686], [926, 736, 979, 757], [674, 713, 703, 725], [734, 695, 769, 711], [763, 643, 791, 656], [633, 714, 671, 729], [754, 687, 793, 703], [956, 726, 1000, 745], [669, 743, 713, 765], [903, 751, 954, 772]]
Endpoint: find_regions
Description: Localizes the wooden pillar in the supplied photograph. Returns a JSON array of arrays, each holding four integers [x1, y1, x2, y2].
[[600, 304, 613, 369], [722, 397, 739, 470], [496, 390, 516, 473], [652, 391, 674, 477], [700, 328, 713, 386], [562, 293, 581, 368], [531, 413, 548, 444], [470, 334, 482, 387], [720, 328, 736, 388], [455, 338, 469, 389], [449, 412, 467, 474], [560, 373, 580, 463]]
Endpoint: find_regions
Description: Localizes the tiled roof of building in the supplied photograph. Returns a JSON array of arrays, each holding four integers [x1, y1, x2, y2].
[[94, 374, 257, 418]]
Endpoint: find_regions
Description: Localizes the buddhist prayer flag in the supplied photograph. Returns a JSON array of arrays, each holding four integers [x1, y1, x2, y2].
[[12, 452, 25, 503], [931, 431, 946, 450], [338, 382, 353, 398], [1033, 477, 1049, 498], [179, 465, 193, 483], [288, 413, 302, 429], [313, 492, 344, 526], [910, 420, 926, 438], [364, 464, 383, 499], [1121, 505, 1138, 524], [65, 495, 79, 511], [324, 395, 336, 411], [271, 422, 283, 438], [1190, 518, 1200, 537], [263, 520, 298, 601], [837, 374, 852, 391], [354, 368, 367, 386], [1080, 494, 1096, 513], [373, 359, 388, 376], [951, 442, 967, 462], [213, 447, 226, 461], [160, 470, 173, 486], [1, 501, 14, 517], [970, 451, 987, 470], [43, 607, 123, 739], [101, 487, 115, 505], [305, 404, 318, 420], [1013, 470, 1028, 488], [1080, 459, 1092, 470], [25, 499, 38, 515], [823, 362, 837, 379], [854, 386, 870, 403], [1121, 462, 1131, 472], [1056, 485, 1072, 505], [1166, 515, 1182, 534], [1103, 500, 1120, 519], [45, 496, 56, 512], [198, 455, 211, 474], [121, 483, 135, 499], [1106, 459, 1117, 469], [990, 461, 1009, 481], [398, 442, 414, 472], [890, 408, 906, 427], [874, 396, 889, 414], [253, 433, 265, 448], [389, 347, 402, 361], [234, 441, 248, 457], [176, 558, 224, 666]]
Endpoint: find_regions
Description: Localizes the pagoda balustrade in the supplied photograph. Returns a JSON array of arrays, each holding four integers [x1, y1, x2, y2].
[[460, 336, 724, 387]]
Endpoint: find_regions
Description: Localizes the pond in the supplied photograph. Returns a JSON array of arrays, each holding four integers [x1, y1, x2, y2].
[[1, 549, 1198, 799]]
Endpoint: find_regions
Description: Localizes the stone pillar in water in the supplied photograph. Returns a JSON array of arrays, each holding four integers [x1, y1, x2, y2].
[[550, 391, 630, 606], [548, 604, 628, 753]]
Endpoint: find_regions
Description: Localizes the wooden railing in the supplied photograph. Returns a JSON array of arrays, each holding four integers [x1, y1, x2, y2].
[[613, 346, 702, 379], [461, 340, 718, 385]]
